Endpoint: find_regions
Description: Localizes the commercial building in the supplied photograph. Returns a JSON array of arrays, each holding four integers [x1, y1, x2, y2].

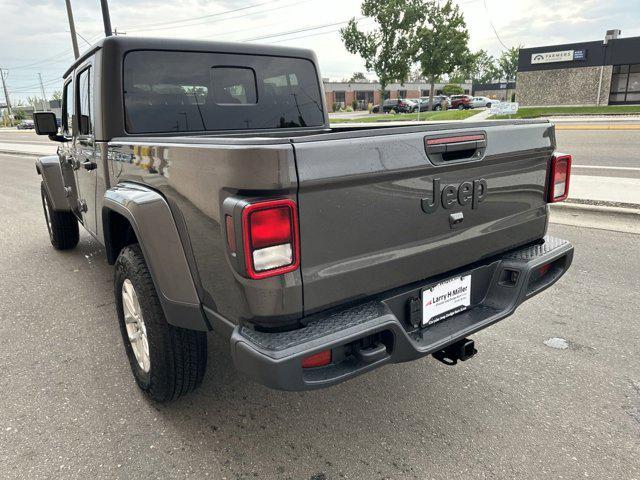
[[472, 82, 516, 102], [324, 80, 472, 111], [516, 30, 640, 106]]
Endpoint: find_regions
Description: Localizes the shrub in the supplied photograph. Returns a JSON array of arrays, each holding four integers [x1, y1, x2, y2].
[[351, 99, 358, 111], [345, 106, 354, 112], [442, 84, 464, 96], [332, 102, 338, 112], [367, 103, 374, 114]]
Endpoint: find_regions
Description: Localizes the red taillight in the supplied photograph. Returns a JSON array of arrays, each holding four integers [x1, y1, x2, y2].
[[301, 349, 332, 368], [242, 199, 299, 279], [549, 153, 572, 203]]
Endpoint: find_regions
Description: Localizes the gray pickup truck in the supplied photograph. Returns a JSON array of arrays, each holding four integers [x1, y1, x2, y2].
[[33, 36, 574, 402]]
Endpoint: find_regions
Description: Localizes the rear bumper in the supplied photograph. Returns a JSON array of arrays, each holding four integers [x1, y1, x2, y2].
[[230, 236, 573, 391]]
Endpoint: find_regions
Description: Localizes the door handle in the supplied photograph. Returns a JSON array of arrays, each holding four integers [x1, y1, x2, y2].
[[82, 160, 97, 171]]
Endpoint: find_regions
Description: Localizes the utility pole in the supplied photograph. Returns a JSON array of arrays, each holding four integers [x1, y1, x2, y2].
[[64, 0, 80, 59], [0, 68, 13, 126], [38, 73, 48, 111]]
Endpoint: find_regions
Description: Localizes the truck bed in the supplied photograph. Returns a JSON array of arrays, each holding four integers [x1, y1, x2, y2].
[[109, 119, 555, 326]]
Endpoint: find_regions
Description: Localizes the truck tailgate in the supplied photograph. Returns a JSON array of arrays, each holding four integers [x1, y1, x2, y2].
[[293, 122, 555, 314]]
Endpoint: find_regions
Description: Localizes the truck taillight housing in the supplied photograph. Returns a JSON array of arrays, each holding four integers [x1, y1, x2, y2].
[[242, 199, 300, 279], [549, 153, 572, 203]]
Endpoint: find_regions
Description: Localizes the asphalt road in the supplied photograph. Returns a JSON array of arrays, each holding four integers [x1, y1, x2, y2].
[[556, 129, 640, 179], [0, 151, 639, 479]]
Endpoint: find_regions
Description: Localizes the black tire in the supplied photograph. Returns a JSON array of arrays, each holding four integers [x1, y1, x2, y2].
[[457, 104, 464, 110], [40, 181, 79, 250], [434, 105, 441, 111], [115, 244, 207, 402]]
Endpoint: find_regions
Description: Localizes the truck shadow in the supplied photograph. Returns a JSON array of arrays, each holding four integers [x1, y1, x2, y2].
[[151, 332, 492, 479]]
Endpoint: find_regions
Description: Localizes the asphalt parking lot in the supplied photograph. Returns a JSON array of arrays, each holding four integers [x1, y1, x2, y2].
[[0, 151, 639, 480]]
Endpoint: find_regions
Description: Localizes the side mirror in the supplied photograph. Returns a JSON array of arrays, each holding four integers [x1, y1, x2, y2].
[[33, 112, 58, 135]]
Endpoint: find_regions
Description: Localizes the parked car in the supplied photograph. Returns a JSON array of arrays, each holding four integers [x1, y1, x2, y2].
[[470, 96, 496, 108], [415, 96, 450, 111], [33, 35, 574, 402], [382, 98, 414, 113], [17, 119, 35, 130], [450, 95, 473, 110]]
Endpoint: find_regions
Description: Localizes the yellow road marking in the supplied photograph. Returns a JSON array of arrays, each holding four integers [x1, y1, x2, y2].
[[555, 124, 640, 130]]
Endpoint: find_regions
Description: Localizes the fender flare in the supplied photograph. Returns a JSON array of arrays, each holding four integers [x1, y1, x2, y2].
[[35, 155, 71, 212], [102, 183, 211, 331]]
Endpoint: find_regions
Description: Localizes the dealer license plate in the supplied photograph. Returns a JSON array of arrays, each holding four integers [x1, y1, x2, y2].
[[422, 275, 472, 327]]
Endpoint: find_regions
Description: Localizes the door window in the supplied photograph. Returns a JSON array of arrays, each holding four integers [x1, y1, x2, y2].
[[77, 67, 93, 135], [62, 80, 73, 136]]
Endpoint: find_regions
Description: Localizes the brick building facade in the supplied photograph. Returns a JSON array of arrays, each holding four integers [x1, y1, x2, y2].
[[323, 81, 472, 111]]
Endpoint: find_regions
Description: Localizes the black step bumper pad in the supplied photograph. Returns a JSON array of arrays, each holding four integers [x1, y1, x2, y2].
[[230, 236, 574, 390]]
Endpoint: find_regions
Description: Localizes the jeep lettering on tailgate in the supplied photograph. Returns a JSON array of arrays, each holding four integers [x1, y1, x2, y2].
[[421, 178, 488, 214]]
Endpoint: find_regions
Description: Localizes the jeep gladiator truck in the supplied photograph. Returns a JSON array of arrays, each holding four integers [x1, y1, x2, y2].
[[33, 36, 574, 402]]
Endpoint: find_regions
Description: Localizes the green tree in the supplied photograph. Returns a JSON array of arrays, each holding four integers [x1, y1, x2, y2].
[[51, 91, 62, 101], [415, 0, 472, 110], [347, 72, 368, 82], [442, 84, 464, 96], [340, 0, 424, 96], [496, 46, 521, 82], [26, 96, 44, 107]]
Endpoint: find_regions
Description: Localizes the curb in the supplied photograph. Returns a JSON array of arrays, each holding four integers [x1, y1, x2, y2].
[[552, 201, 640, 216], [550, 202, 640, 234]]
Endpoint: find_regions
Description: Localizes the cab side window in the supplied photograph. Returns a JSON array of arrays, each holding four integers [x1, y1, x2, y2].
[[77, 67, 93, 136], [62, 80, 73, 136]]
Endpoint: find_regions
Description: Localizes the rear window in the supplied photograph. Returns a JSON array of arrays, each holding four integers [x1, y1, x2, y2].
[[123, 50, 324, 133]]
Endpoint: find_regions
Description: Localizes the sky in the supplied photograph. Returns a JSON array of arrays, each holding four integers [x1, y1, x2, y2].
[[1, 0, 640, 104]]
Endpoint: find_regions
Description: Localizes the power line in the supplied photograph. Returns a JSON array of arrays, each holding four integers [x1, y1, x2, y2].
[[123, 0, 310, 33], [242, 17, 362, 42], [268, 19, 375, 44], [483, 0, 509, 50], [120, 0, 278, 29]]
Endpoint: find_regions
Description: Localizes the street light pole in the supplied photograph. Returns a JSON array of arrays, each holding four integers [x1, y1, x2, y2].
[[100, 0, 113, 37], [64, 0, 80, 59]]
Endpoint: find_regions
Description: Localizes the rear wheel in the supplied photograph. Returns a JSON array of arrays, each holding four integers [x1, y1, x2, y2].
[[115, 244, 207, 402], [434, 105, 441, 111], [40, 181, 79, 250], [457, 104, 464, 110]]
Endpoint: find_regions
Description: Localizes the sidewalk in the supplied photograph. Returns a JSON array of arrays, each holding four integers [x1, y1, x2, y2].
[[569, 175, 640, 207], [0, 142, 56, 156]]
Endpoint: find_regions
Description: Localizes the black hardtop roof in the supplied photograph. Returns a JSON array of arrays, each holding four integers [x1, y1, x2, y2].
[[63, 35, 319, 79]]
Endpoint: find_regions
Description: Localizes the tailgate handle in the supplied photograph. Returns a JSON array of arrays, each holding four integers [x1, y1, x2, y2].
[[424, 133, 486, 163]]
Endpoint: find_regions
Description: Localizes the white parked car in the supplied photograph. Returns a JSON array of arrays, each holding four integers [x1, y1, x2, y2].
[[470, 96, 498, 108]]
